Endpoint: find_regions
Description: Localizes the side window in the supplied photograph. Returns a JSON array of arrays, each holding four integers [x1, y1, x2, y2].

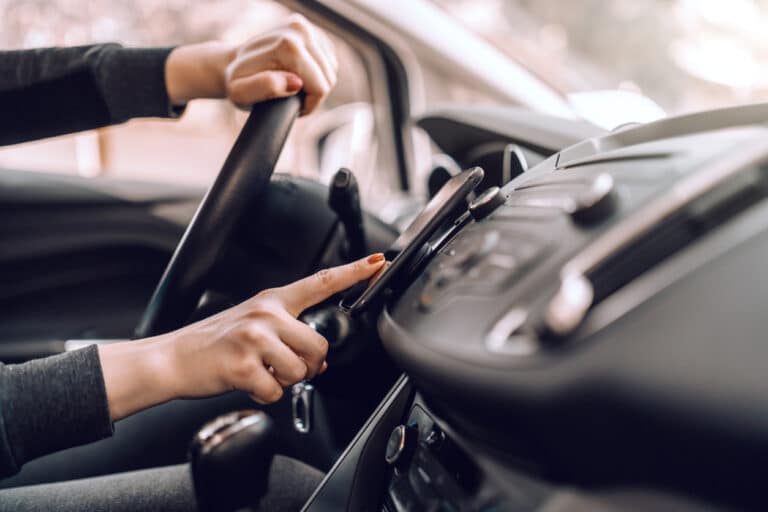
[[0, 0, 387, 205]]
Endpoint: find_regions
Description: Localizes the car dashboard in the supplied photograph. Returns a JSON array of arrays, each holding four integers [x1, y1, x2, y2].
[[303, 104, 768, 511]]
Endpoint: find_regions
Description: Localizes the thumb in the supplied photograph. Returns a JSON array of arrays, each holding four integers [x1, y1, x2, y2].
[[274, 254, 386, 316], [227, 70, 303, 108]]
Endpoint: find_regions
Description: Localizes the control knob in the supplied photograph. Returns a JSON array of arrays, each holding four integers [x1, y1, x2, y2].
[[469, 186, 506, 221], [385, 424, 419, 468], [568, 173, 617, 224]]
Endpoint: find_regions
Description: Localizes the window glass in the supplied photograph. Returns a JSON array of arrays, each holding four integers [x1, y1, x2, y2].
[[432, 0, 768, 116]]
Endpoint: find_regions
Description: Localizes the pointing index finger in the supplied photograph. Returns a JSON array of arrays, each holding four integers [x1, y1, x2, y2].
[[275, 253, 386, 316]]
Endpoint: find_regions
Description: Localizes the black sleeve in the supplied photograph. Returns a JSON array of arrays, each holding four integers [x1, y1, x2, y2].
[[0, 44, 184, 147], [0, 345, 114, 478]]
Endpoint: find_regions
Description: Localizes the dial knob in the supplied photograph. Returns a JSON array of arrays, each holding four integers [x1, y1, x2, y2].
[[568, 173, 617, 224], [385, 424, 419, 467], [469, 186, 506, 221]]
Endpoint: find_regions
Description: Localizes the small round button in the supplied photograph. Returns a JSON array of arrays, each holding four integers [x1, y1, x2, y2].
[[469, 186, 507, 221], [385, 424, 419, 466], [425, 428, 446, 450], [569, 173, 617, 224]]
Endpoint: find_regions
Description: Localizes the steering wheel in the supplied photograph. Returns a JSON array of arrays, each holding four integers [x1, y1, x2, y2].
[[135, 95, 302, 338]]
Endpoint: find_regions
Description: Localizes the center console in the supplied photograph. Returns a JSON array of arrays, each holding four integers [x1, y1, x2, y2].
[[305, 104, 768, 511], [382, 399, 544, 512]]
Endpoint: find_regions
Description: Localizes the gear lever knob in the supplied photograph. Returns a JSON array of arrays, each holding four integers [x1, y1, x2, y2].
[[189, 410, 276, 512]]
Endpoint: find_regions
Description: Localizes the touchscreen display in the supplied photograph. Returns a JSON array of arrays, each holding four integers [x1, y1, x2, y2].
[[340, 167, 484, 313]]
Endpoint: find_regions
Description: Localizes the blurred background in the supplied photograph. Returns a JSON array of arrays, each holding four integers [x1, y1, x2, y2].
[[1, 0, 767, 201], [435, 0, 768, 122], [0, 0, 376, 187]]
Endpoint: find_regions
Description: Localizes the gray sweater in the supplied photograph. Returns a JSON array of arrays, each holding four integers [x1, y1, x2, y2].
[[0, 44, 181, 146], [0, 346, 112, 477], [0, 44, 182, 477]]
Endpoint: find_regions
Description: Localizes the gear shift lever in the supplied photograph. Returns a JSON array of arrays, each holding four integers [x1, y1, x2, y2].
[[190, 410, 276, 512], [328, 167, 367, 260]]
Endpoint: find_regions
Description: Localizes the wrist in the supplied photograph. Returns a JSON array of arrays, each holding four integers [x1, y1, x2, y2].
[[98, 336, 179, 421], [165, 41, 238, 105]]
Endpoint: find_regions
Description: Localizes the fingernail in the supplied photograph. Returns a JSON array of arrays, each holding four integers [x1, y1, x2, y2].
[[367, 253, 385, 264], [285, 74, 303, 93]]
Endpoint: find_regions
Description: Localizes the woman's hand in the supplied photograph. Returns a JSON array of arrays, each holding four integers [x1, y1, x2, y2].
[[164, 13, 338, 115], [99, 254, 385, 421]]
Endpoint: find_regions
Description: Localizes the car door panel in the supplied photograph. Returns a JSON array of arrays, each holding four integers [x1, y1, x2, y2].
[[0, 169, 201, 347]]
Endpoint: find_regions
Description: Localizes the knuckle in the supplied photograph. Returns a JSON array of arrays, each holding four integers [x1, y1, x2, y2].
[[266, 74, 283, 95], [227, 82, 246, 105], [352, 258, 366, 273], [239, 324, 267, 345], [225, 337, 249, 364], [249, 297, 283, 320], [309, 331, 329, 357], [314, 268, 334, 289], [304, 354, 323, 372], [287, 360, 308, 382], [319, 335, 330, 357], [288, 13, 310, 32], [267, 385, 284, 403], [304, 335, 328, 369], [231, 355, 259, 383], [224, 61, 238, 83], [256, 288, 277, 299], [232, 323, 256, 342], [276, 33, 302, 56]]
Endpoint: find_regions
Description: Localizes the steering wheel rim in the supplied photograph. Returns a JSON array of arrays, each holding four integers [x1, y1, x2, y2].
[[135, 95, 302, 338]]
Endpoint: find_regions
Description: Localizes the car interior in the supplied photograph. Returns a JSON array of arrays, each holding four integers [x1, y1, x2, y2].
[[2, 1, 768, 511]]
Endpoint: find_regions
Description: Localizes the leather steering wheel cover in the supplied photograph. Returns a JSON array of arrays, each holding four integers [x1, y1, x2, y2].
[[135, 95, 302, 338]]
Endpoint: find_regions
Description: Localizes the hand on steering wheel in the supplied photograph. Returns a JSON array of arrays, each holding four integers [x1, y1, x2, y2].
[[100, 254, 385, 421], [116, 12, 347, 424], [165, 13, 338, 115]]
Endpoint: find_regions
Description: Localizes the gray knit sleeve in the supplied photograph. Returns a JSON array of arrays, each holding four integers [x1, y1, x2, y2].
[[0, 44, 185, 146], [0, 345, 114, 478]]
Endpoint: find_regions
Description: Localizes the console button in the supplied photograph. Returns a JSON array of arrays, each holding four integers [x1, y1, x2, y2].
[[568, 173, 617, 224], [425, 428, 446, 450], [459, 237, 544, 293], [469, 186, 507, 221], [386, 424, 419, 467]]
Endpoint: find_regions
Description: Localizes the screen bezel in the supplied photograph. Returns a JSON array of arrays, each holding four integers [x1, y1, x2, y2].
[[340, 167, 484, 313]]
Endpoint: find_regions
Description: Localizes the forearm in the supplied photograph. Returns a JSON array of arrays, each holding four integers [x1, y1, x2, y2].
[[0, 346, 113, 477], [98, 336, 180, 422], [0, 45, 179, 146]]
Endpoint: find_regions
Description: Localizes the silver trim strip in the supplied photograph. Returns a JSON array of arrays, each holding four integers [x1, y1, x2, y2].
[[299, 375, 410, 512], [200, 413, 265, 454], [64, 339, 127, 351]]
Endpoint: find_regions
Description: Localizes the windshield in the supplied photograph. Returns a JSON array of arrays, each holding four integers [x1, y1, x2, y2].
[[432, 0, 768, 117]]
